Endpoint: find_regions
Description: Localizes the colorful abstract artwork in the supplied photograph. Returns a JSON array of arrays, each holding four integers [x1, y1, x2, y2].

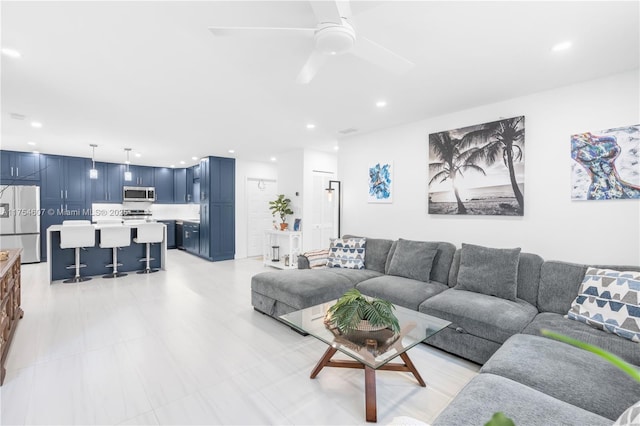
[[571, 125, 640, 200], [368, 162, 393, 203], [428, 116, 525, 216]]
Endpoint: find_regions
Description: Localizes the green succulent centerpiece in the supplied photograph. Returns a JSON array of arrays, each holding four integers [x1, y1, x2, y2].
[[326, 289, 400, 334]]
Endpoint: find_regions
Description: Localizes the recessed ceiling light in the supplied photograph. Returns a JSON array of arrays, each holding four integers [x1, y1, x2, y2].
[[270, 156, 277, 162], [179, 160, 185, 165], [334, 145, 339, 151], [551, 41, 572, 52], [375, 100, 387, 108], [31, 121, 42, 128], [1, 48, 21, 58], [27, 141, 36, 146], [228, 149, 235, 154], [191, 156, 198, 160], [306, 123, 316, 129], [134, 153, 141, 158]]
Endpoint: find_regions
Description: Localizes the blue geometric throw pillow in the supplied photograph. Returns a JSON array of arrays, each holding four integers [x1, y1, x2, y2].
[[327, 238, 366, 269], [566, 267, 640, 343]]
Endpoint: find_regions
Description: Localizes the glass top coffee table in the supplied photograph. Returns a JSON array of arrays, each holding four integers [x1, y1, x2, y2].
[[280, 301, 450, 422]]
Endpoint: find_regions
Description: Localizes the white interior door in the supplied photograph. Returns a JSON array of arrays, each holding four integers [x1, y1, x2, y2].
[[246, 178, 277, 257]]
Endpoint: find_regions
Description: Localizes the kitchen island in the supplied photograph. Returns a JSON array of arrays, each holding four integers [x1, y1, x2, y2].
[[46, 223, 167, 283]]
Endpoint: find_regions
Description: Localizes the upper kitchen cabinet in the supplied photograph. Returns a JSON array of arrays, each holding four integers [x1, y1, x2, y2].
[[90, 162, 123, 203], [173, 168, 187, 204], [154, 167, 174, 203], [126, 165, 155, 187], [0, 150, 40, 183]]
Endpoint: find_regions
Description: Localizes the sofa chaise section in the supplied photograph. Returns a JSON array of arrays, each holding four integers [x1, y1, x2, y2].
[[481, 334, 640, 421], [432, 373, 610, 426]]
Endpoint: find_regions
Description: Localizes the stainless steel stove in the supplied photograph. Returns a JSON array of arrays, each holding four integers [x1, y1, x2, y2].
[[122, 209, 152, 221]]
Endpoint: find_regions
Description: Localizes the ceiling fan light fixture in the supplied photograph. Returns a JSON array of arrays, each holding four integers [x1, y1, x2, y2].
[[315, 23, 355, 55]]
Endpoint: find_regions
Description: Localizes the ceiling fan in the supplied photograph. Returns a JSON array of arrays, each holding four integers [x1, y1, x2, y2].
[[208, 0, 414, 84]]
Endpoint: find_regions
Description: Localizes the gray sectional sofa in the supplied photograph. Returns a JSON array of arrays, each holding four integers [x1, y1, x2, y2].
[[250, 236, 640, 425]]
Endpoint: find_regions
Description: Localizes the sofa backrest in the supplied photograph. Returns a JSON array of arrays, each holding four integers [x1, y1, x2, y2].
[[385, 240, 456, 286], [342, 235, 393, 274], [448, 249, 544, 307], [537, 261, 640, 314]]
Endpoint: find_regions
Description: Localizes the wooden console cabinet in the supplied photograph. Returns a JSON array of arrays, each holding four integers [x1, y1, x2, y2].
[[0, 249, 23, 385]]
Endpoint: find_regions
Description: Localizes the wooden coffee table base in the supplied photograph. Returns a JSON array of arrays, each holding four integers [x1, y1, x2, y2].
[[309, 346, 426, 422]]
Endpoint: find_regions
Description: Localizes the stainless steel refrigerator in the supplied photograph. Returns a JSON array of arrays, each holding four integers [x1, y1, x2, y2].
[[0, 185, 41, 263]]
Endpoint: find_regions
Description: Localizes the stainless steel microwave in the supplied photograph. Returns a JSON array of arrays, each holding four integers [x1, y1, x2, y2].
[[123, 186, 156, 202]]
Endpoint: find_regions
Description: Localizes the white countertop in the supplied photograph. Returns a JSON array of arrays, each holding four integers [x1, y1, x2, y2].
[[48, 222, 167, 231]]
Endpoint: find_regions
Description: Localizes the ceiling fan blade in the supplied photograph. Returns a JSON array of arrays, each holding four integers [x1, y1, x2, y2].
[[309, 0, 352, 24], [296, 50, 328, 84], [351, 36, 415, 75], [208, 26, 315, 37]]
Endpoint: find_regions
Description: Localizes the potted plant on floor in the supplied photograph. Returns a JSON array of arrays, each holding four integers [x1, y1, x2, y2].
[[326, 288, 400, 334], [269, 194, 294, 230]]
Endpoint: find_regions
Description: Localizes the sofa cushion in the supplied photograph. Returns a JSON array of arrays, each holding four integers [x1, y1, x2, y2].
[[455, 243, 521, 301], [482, 334, 640, 420], [356, 275, 448, 311], [449, 250, 543, 307], [385, 240, 456, 286], [567, 267, 640, 343], [432, 373, 610, 426], [522, 312, 640, 366], [386, 238, 438, 282], [342, 235, 393, 273], [327, 237, 366, 269], [537, 261, 640, 315], [419, 288, 537, 344]]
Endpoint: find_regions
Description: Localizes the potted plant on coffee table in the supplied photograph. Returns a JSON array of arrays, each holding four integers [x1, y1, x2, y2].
[[326, 288, 400, 334], [269, 194, 294, 230]]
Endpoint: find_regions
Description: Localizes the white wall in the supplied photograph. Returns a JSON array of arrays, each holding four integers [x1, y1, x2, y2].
[[235, 159, 278, 258], [338, 70, 640, 265]]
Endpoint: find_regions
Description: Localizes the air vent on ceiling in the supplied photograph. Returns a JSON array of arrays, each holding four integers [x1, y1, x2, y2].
[[338, 127, 358, 135], [10, 113, 26, 120]]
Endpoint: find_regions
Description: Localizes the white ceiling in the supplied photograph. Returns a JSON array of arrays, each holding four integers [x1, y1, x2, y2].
[[1, 1, 638, 167]]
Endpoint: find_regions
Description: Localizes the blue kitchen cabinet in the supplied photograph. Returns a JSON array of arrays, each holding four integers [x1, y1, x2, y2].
[[0, 150, 40, 183], [154, 168, 174, 203], [183, 221, 199, 254], [197, 156, 235, 261], [90, 162, 123, 203], [40, 154, 90, 260], [126, 165, 155, 187], [173, 168, 187, 204], [158, 220, 176, 249]]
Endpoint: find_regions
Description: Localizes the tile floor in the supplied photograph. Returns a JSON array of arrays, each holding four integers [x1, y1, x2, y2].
[[0, 250, 479, 425]]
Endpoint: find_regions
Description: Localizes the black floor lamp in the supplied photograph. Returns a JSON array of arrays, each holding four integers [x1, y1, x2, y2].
[[326, 180, 341, 238]]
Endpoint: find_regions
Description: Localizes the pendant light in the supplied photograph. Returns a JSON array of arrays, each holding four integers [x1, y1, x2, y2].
[[89, 144, 98, 179], [124, 148, 132, 181]]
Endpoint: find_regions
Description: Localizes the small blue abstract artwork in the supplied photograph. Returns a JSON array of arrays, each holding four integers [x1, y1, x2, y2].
[[368, 162, 393, 203]]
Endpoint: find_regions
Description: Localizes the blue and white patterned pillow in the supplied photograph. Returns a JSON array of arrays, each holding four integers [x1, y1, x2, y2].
[[327, 238, 366, 269], [566, 267, 640, 343]]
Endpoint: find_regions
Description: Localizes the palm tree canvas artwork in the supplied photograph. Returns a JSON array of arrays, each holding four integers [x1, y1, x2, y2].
[[428, 116, 525, 216], [571, 124, 640, 200]]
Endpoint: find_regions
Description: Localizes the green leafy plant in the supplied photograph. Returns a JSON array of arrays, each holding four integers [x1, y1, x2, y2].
[[484, 412, 515, 426], [327, 289, 400, 334], [268, 194, 294, 225]]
